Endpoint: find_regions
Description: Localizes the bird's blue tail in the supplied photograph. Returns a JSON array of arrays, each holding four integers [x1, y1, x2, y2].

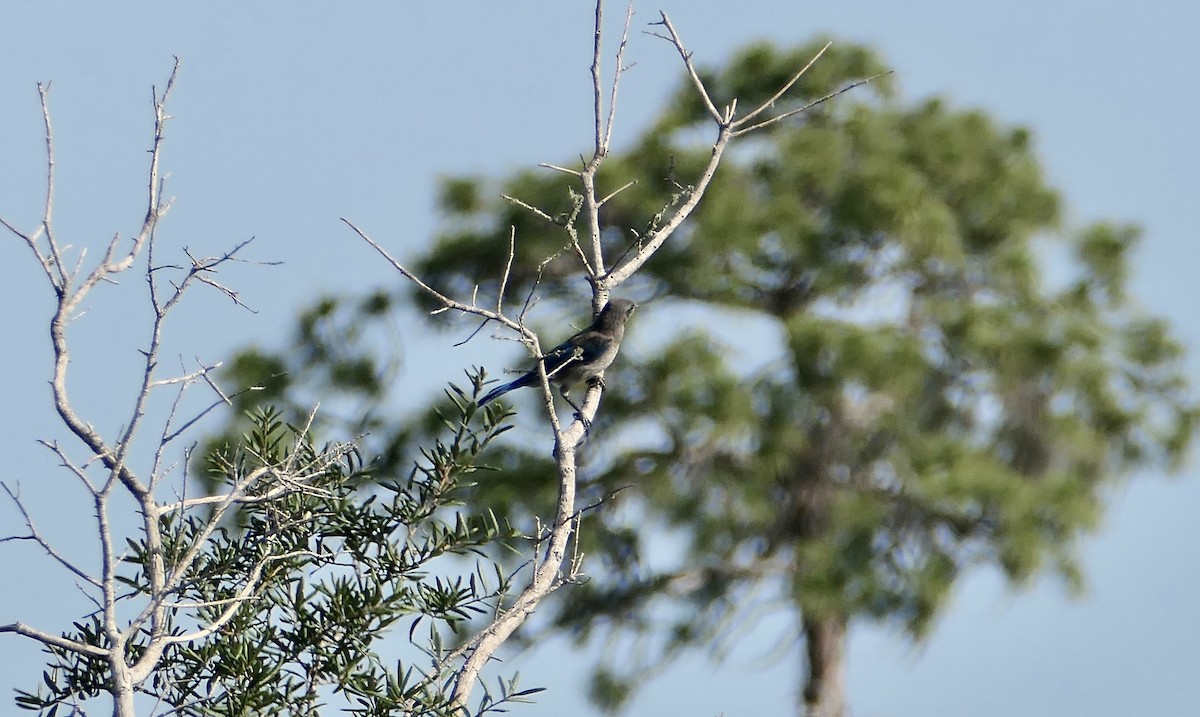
[[477, 374, 533, 406]]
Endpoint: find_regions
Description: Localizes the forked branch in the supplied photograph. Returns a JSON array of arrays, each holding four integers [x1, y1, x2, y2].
[[601, 11, 887, 286], [345, 2, 882, 712]]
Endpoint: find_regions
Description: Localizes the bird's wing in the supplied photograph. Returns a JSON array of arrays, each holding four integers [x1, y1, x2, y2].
[[542, 331, 605, 371], [572, 333, 610, 362]]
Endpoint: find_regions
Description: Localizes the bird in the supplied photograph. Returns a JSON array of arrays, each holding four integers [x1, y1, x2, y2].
[[477, 298, 637, 409]]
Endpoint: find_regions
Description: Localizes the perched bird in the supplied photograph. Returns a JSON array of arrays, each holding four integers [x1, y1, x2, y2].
[[477, 298, 637, 408]]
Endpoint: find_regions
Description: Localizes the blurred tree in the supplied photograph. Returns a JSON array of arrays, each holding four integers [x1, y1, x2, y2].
[[216, 40, 1196, 716]]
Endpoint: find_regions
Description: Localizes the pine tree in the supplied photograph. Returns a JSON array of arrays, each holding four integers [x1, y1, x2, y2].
[[217, 40, 1196, 715]]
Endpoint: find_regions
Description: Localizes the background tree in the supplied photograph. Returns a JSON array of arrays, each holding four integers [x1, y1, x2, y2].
[[218, 37, 1197, 717]]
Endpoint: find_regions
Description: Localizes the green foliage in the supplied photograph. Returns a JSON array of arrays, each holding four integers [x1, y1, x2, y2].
[[17, 375, 530, 717], [207, 38, 1196, 712]]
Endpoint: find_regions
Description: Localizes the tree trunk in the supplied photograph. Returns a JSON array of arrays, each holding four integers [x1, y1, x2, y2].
[[802, 613, 847, 717], [111, 666, 136, 717]]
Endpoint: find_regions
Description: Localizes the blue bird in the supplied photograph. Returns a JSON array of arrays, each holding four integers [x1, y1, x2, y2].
[[478, 298, 637, 408]]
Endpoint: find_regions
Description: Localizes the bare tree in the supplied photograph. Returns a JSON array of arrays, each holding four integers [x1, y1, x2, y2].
[[343, 2, 884, 711], [0, 62, 363, 717]]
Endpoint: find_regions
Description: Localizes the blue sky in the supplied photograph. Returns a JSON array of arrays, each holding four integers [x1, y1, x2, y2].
[[2, 2, 1198, 715]]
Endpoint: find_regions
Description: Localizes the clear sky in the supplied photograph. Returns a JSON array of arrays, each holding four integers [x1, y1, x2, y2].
[[2, 2, 1198, 716]]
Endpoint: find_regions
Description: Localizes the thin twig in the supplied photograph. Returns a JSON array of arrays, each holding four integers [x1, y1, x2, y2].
[[160, 381, 261, 446], [38, 439, 99, 494], [597, 179, 637, 206], [342, 217, 518, 329], [732, 71, 893, 137], [149, 362, 222, 388], [538, 162, 583, 177], [1, 482, 100, 586], [501, 194, 556, 224], [497, 226, 517, 314], [37, 82, 67, 289], [452, 319, 491, 348], [591, 0, 606, 157], [649, 12, 722, 123], [732, 42, 831, 127], [598, 1, 636, 155]]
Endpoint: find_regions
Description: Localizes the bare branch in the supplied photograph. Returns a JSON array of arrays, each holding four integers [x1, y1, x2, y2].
[[1, 482, 100, 587], [155, 553, 273, 645], [452, 319, 491, 348], [161, 385, 252, 447], [501, 193, 556, 224], [152, 358, 236, 485], [601, 123, 732, 286], [450, 418, 582, 706], [591, 0, 606, 157], [581, 172, 605, 277], [579, 2, 636, 279], [649, 12, 722, 123], [149, 361, 222, 389], [0, 218, 56, 288], [37, 82, 67, 289], [733, 41, 831, 127], [37, 439, 99, 494], [597, 178, 637, 206], [538, 162, 583, 177], [551, 189, 595, 276], [600, 2, 636, 154], [40, 63, 189, 499], [446, 1, 628, 706], [130, 58, 181, 270], [344, 218, 496, 320], [0, 622, 108, 659], [732, 71, 893, 137], [200, 363, 236, 406], [496, 226, 517, 315], [342, 217, 560, 361]]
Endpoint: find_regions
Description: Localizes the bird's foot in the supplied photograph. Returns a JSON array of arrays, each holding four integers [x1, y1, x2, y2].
[[564, 397, 592, 432]]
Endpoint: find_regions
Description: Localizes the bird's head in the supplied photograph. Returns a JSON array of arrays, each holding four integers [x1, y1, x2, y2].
[[602, 298, 637, 325]]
